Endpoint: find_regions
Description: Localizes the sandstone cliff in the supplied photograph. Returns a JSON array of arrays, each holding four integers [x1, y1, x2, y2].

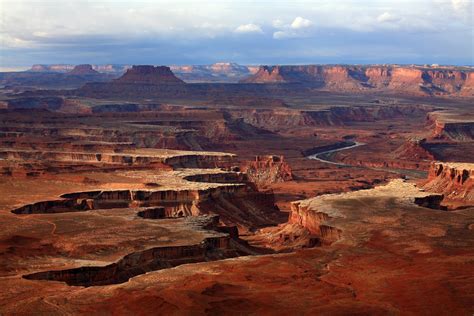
[[241, 65, 474, 96], [422, 162, 474, 209], [427, 111, 474, 141]]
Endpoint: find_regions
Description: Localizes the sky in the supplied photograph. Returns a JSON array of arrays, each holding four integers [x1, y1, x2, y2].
[[0, 0, 473, 69]]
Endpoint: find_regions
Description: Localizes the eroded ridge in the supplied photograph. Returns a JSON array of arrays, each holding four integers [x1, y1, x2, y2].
[[23, 215, 240, 287], [10, 169, 281, 230]]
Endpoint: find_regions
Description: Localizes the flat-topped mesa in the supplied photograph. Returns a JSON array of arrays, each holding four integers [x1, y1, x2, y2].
[[30, 64, 75, 72], [114, 65, 185, 85], [427, 111, 474, 141], [12, 179, 282, 230], [67, 64, 100, 76], [241, 65, 474, 96], [423, 162, 474, 209], [240, 65, 325, 84]]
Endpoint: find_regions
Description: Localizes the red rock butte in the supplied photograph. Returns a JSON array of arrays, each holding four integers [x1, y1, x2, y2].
[[67, 64, 100, 76], [114, 65, 185, 85]]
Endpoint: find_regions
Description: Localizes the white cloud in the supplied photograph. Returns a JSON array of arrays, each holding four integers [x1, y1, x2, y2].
[[0, 0, 471, 67], [234, 23, 263, 34], [377, 12, 400, 23], [0, 35, 35, 49], [272, 31, 287, 39], [451, 0, 470, 12], [290, 16, 313, 29], [272, 16, 314, 39], [272, 19, 285, 28]]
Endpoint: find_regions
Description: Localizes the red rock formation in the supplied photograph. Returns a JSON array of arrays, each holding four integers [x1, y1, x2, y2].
[[288, 202, 341, 245], [365, 66, 391, 88], [388, 67, 424, 90], [428, 112, 474, 141], [67, 64, 100, 76], [322, 66, 362, 90], [460, 72, 474, 96], [241, 65, 474, 96], [114, 65, 185, 85], [241, 155, 293, 187], [422, 162, 474, 209], [240, 66, 286, 83], [394, 138, 435, 161], [425, 69, 466, 93]]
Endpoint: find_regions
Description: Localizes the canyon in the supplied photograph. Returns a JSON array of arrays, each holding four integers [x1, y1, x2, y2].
[[0, 63, 472, 315]]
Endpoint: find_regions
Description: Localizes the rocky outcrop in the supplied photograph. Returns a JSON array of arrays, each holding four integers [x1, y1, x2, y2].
[[435, 122, 474, 141], [393, 138, 435, 161], [241, 155, 293, 187], [422, 162, 474, 209], [67, 64, 100, 76], [460, 72, 474, 96], [226, 104, 431, 132], [12, 181, 282, 230], [288, 202, 341, 245], [0, 148, 233, 168], [241, 65, 474, 96], [114, 65, 185, 85], [428, 111, 474, 141], [240, 66, 287, 83]]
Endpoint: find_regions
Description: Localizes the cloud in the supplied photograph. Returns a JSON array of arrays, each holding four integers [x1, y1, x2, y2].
[[272, 16, 314, 39], [0, 34, 35, 49], [377, 12, 400, 23], [272, 31, 287, 39], [272, 19, 285, 28], [451, 0, 470, 12], [290, 17, 313, 29], [234, 23, 263, 34], [0, 0, 471, 66]]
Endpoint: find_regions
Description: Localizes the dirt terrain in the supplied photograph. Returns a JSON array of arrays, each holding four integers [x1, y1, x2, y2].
[[0, 64, 473, 315]]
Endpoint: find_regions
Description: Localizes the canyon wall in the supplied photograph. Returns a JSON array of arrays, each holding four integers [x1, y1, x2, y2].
[[226, 104, 431, 131], [12, 181, 282, 230], [241, 65, 474, 96], [288, 202, 341, 245], [422, 162, 474, 209], [427, 112, 474, 141]]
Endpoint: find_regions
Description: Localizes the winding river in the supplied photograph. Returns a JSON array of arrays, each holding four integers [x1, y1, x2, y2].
[[307, 141, 428, 178], [307, 141, 365, 166]]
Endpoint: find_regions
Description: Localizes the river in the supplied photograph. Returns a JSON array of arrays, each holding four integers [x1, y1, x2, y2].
[[307, 141, 428, 179]]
